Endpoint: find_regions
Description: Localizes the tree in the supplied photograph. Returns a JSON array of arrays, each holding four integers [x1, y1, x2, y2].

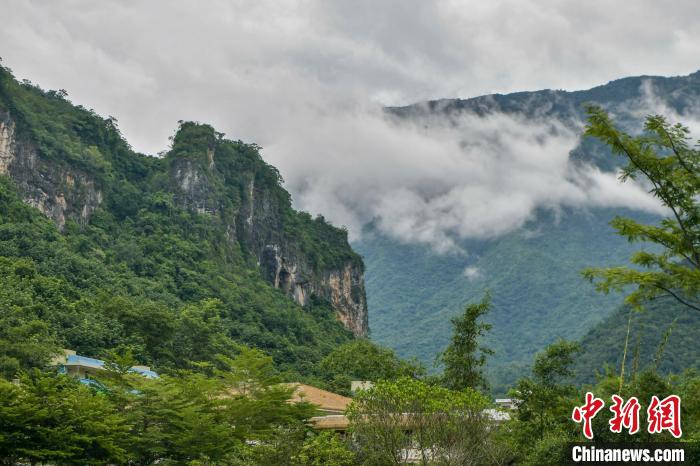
[[439, 294, 493, 392], [0, 370, 129, 465], [172, 299, 240, 367], [583, 107, 700, 312], [513, 340, 580, 437], [292, 431, 356, 466], [0, 257, 62, 378], [319, 339, 424, 395], [347, 377, 499, 466], [99, 347, 315, 465], [504, 340, 580, 465]]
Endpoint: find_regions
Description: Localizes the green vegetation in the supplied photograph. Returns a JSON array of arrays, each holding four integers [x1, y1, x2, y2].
[[0, 350, 329, 465], [500, 108, 700, 463], [359, 71, 700, 392], [0, 64, 362, 379], [356, 208, 649, 393], [500, 341, 700, 465], [2, 61, 700, 463], [0, 171, 350, 377], [575, 298, 700, 384], [347, 377, 501, 465], [0, 370, 129, 464], [319, 339, 425, 395], [575, 107, 700, 383], [438, 293, 493, 392], [0, 62, 395, 464], [584, 106, 700, 311]]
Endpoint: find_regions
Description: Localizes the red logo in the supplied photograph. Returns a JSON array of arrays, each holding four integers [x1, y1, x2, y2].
[[647, 395, 682, 438], [572, 392, 605, 440], [609, 395, 640, 435], [572, 393, 682, 439]]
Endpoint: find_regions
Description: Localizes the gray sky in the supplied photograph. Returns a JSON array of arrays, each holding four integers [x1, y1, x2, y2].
[[1, 0, 697, 249]]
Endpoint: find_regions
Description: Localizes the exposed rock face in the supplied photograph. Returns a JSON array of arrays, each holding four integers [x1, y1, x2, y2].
[[0, 111, 102, 229], [0, 118, 15, 174], [171, 157, 218, 215], [260, 245, 367, 336], [168, 144, 369, 337], [239, 171, 367, 336]]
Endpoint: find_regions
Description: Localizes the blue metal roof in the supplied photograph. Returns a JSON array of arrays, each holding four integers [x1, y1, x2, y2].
[[64, 353, 158, 378], [129, 366, 159, 379], [67, 354, 105, 367], [78, 378, 104, 388]]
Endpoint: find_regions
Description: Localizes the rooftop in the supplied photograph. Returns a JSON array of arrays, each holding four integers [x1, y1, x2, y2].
[[55, 349, 159, 379], [286, 383, 352, 414]]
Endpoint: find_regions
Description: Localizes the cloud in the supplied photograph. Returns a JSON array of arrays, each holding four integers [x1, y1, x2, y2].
[[266, 106, 666, 252], [463, 266, 481, 280], [611, 79, 700, 138], [0, 0, 695, 250]]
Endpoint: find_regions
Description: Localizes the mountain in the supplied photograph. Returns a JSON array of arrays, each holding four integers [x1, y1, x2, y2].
[[574, 297, 700, 384], [0, 64, 366, 377], [357, 70, 700, 393]]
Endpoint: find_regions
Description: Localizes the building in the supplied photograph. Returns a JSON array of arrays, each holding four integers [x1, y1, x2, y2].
[[287, 383, 352, 415], [350, 380, 374, 394], [494, 398, 519, 410], [284, 383, 354, 430], [52, 349, 159, 386]]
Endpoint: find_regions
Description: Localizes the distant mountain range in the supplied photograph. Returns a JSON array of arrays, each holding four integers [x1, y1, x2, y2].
[[357, 70, 700, 393]]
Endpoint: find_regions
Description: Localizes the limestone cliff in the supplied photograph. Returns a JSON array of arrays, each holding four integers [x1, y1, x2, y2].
[[167, 123, 368, 335], [0, 110, 103, 229], [0, 94, 368, 336]]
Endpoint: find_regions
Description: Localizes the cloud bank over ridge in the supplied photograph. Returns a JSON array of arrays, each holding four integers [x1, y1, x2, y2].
[[269, 107, 667, 252], [1, 0, 698, 250]]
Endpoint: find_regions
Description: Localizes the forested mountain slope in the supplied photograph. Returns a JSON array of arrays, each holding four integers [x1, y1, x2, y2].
[[359, 70, 700, 393], [0, 64, 366, 377], [575, 297, 700, 385]]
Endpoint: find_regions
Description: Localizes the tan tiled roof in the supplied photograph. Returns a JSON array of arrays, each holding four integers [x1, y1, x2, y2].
[[309, 414, 350, 430], [286, 383, 351, 414]]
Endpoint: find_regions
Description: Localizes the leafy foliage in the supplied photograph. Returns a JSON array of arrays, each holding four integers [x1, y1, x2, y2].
[[507, 340, 581, 458], [357, 72, 700, 392], [500, 340, 700, 465], [291, 432, 356, 466], [347, 377, 501, 465], [584, 106, 700, 311], [438, 293, 493, 392], [0, 370, 130, 464], [356, 207, 650, 394], [319, 339, 424, 395], [575, 297, 700, 384], [0, 350, 323, 465]]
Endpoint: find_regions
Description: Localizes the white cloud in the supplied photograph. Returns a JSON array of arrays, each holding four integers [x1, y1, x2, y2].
[[463, 266, 481, 280], [611, 80, 700, 138], [0, 0, 694, 251], [264, 104, 669, 251]]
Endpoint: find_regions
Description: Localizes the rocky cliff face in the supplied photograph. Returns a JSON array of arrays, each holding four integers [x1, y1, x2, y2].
[[168, 134, 368, 336], [0, 111, 103, 229], [259, 245, 367, 336]]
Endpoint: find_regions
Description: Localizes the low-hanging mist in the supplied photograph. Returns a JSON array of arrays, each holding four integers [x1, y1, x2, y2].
[[265, 105, 665, 252]]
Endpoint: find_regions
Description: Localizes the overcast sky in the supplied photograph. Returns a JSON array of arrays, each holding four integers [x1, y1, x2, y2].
[[2, 0, 698, 249]]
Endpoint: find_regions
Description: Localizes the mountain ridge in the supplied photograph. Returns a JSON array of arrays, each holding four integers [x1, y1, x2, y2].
[[0, 64, 366, 377], [361, 68, 700, 392]]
